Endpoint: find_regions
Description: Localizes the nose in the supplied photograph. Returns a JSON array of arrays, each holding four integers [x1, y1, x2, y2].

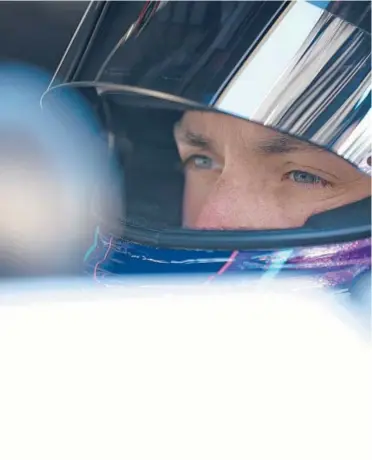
[[192, 174, 262, 230]]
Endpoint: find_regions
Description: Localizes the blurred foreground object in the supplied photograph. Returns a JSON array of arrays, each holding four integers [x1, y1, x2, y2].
[[0, 64, 114, 276]]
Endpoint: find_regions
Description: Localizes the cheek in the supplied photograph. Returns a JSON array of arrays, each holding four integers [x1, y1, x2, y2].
[[182, 168, 296, 229], [273, 185, 330, 227], [182, 165, 359, 230], [289, 174, 371, 218], [182, 168, 310, 229], [247, 187, 313, 229], [307, 183, 371, 217]]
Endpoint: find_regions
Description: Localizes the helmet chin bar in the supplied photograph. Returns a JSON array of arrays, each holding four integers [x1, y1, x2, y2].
[[110, 196, 371, 251]]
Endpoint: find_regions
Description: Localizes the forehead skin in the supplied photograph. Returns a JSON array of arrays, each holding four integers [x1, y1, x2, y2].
[[176, 110, 310, 150]]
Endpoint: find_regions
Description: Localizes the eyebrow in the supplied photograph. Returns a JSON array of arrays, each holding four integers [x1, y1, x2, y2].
[[255, 133, 304, 154], [174, 124, 214, 150], [174, 124, 319, 155]]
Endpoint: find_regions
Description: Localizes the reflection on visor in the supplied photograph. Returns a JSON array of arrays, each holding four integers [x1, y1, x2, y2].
[[216, 2, 371, 172]]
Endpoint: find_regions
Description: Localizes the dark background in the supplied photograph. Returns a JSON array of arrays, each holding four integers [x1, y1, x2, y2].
[[0, 1, 88, 74], [0, 1, 370, 82]]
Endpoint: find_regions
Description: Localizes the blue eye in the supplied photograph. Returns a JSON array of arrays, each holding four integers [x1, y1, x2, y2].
[[288, 170, 328, 186], [184, 155, 215, 170]]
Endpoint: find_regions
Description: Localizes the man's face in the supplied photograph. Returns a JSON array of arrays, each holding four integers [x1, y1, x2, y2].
[[174, 111, 371, 230]]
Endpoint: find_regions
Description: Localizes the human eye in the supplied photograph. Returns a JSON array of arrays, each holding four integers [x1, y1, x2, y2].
[[182, 154, 218, 171], [285, 170, 332, 187]]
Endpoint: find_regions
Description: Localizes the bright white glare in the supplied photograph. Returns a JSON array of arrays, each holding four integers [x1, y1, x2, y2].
[[217, 2, 324, 117], [0, 281, 370, 460], [335, 110, 372, 172]]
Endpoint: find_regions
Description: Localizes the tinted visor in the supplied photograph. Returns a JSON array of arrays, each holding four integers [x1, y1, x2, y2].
[[83, 1, 372, 174]]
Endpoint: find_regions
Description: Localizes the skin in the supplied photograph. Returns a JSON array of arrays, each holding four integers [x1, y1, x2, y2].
[[174, 111, 371, 230]]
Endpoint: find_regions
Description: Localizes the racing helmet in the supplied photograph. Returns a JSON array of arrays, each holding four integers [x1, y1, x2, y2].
[[43, 1, 371, 308]]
